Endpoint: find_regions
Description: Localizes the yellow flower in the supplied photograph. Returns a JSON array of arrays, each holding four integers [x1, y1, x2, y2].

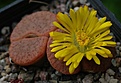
[[49, 6, 116, 74]]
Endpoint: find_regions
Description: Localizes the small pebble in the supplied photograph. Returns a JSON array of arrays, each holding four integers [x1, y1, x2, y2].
[[106, 69, 115, 76], [1, 26, 10, 35], [0, 80, 9, 83], [0, 45, 9, 52], [93, 73, 101, 81], [55, 71, 62, 76], [0, 65, 3, 71], [80, 0, 87, 4], [60, 4, 66, 12], [86, 2, 90, 6], [4, 65, 9, 70], [11, 65, 20, 73], [60, 0, 67, 3], [35, 80, 50, 83], [110, 76, 114, 79], [39, 71, 48, 81], [72, 0, 79, 6], [99, 78, 107, 83], [82, 74, 93, 83], [0, 59, 5, 64], [115, 58, 121, 67], [18, 70, 34, 83], [0, 74, 9, 81], [0, 51, 8, 60], [109, 79, 118, 83], [6, 68, 11, 74], [118, 67, 121, 73], [111, 59, 117, 67], [120, 52, 121, 56], [7, 73, 18, 81], [34, 70, 41, 81], [74, 7, 79, 11], [8, 57, 14, 64], [104, 73, 110, 82], [1, 71, 7, 76], [101, 73, 105, 78], [5, 57, 10, 65], [49, 80, 57, 83], [51, 74, 58, 80], [119, 46, 121, 51], [116, 50, 120, 55], [116, 42, 121, 46], [40, 6, 48, 11], [59, 80, 72, 83], [116, 46, 119, 50], [12, 22, 17, 29]]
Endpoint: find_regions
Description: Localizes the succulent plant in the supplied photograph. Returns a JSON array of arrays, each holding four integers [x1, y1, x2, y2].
[[49, 5, 116, 74]]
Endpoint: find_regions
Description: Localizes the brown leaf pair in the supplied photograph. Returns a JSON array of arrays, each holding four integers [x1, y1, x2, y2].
[[9, 11, 80, 74]]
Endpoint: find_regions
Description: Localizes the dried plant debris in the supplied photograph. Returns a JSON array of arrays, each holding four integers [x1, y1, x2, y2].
[[29, 0, 49, 5], [0, 0, 121, 83]]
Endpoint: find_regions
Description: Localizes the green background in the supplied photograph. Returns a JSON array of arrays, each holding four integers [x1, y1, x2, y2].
[[101, 0, 121, 22], [0, 0, 121, 22], [0, 0, 15, 8]]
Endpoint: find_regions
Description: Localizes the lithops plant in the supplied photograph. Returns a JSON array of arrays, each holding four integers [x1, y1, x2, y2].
[[9, 11, 57, 66], [47, 5, 116, 74]]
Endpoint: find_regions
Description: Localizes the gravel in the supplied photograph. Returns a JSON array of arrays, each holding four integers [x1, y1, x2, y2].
[[0, 0, 121, 83]]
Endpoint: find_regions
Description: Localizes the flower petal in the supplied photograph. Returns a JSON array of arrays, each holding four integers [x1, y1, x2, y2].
[[99, 21, 112, 29], [77, 53, 84, 63], [54, 46, 73, 58], [69, 8, 77, 29], [83, 9, 97, 32], [51, 45, 66, 52], [86, 51, 92, 60], [92, 30, 110, 43], [93, 48, 108, 58], [80, 6, 90, 31], [98, 47, 111, 55], [102, 41, 116, 46], [69, 63, 75, 74], [50, 31, 70, 37], [66, 57, 72, 66], [50, 31, 71, 40], [93, 49, 105, 54], [50, 43, 70, 48], [71, 52, 83, 62], [52, 38, 71, 43], [90, 17, 107, 35], [63, 48, 79, 62], [73, 61, 80, 68], [53, 22, 69, 33], [92, 55, 100, 65], [99, 36, 112, 41], [93, 22, 112, 37], [57, 12, 72, 29]]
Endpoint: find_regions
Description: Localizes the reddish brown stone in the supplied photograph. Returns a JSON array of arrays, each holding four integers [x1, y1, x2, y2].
[[9, 11, 57, 66], [47, 36, 81, 75], [81, 47, 116, 72]]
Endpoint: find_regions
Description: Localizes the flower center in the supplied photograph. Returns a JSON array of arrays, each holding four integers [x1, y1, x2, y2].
[[76, 31, 90, 46]]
